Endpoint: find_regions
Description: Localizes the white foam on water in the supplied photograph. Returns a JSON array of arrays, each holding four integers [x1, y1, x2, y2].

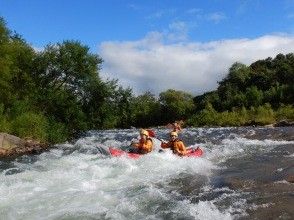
[[285, 153, 294, 157], [191, 201, 233, 220], [202, 136, 294, 163], [0, 143, 219, 219], [222, 137, 294, 146], [274, 180, 292, 185], [1, 128, 292, 219]]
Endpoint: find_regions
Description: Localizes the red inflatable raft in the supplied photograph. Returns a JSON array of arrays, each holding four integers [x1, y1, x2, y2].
[[109, 147, 203, 159]]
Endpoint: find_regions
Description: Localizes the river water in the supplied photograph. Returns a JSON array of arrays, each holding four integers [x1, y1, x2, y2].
[[0, 127, 293, 220]]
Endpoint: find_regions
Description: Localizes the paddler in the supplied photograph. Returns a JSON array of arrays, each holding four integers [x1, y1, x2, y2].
[[161, 131, 187, 156], [167, 120, 183, 133], [130, 129, 153, 154]]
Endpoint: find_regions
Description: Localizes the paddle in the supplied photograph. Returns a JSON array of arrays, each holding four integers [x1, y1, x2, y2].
[[146, 129, 167, 142]]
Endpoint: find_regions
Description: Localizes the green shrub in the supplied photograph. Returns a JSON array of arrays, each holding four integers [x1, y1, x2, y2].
[[47, 119, 69, 143], [253, 104, 275, 125], [0, 103, 11, 132], [186, 104, 281, 127], [11, 112, 48, 142], [275, 105, 294, 121], [186, 103, 218, 126], [218, 111, 241, 126]]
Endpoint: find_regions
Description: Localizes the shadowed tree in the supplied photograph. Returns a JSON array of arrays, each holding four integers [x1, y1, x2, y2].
[[159, 89, 195, 123]]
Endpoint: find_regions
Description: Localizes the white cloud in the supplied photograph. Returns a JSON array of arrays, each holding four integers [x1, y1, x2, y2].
[[99, 34, 294, 95], [167, 21, 189, 42], [146, 8, 176, 20], [236, 0, 261, 15], [206, 12, 226, 23], [186, 8, 202, 15], [127, 4, 141, 11]]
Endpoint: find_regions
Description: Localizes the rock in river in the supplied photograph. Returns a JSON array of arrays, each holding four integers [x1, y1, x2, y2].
[[0, 133, 48, 159]]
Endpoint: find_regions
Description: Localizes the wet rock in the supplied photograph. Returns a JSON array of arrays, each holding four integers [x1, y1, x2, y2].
[[0, 133, 49, 159], [0, 133, 25, 150], [274, 120, 294, 127], [264, 124, 274, 128], [286, 175, 294, 183], [243, 195, 294, 220], [226, 178, 256, 190]]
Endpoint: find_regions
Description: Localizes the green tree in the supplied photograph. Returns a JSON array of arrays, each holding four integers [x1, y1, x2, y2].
[[245, 86, 264, 107], [32, 40, 104, 134], [113, 86, 133, 128], [159, 89, 195, 122], [130, 91, 161, 127]]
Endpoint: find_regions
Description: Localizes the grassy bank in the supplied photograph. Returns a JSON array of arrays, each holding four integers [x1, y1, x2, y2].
[[186, 104, 294, 127]]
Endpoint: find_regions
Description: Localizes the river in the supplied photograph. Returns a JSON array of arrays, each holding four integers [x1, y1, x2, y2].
[[0, 127, 293, 220]]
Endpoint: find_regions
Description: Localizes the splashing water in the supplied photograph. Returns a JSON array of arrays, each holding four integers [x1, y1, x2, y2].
[[1, 127, 293, 220]]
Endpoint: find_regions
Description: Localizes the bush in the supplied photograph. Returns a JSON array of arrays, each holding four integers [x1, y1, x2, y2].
[[11, 112, 48, 142], [275, 105, 294, 121], [186, 104, 280, 127], [186, 103, 218, 126], [253, 104, 275, 125], [46, 119, 69, 143], [218, 111, 241, 126], [0, 104, 11, 132]]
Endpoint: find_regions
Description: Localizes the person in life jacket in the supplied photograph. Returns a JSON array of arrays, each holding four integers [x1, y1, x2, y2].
[[161, 131, 187, 156], [172, 121, 182, 132], [166, 121, 182, 133], [130, 129, 153, 154]]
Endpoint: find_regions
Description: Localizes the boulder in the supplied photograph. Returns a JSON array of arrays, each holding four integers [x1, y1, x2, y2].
[[0, 133, 48, 158], [0, 132, 25, 150], [286, 175, 294, 183]]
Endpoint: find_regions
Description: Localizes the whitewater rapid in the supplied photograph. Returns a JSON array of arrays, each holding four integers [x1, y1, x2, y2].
[[1, 127, 293, 220]]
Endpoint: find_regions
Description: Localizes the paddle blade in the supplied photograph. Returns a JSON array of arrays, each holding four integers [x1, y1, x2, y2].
[[147, 129, 155, 137]]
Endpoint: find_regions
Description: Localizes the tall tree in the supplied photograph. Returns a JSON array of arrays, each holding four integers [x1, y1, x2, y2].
[[159, 89, 195, 122], [130, 91, 161, 127]]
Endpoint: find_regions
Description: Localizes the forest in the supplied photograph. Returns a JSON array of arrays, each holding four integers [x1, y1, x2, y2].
[[0, 17, 293, 143]]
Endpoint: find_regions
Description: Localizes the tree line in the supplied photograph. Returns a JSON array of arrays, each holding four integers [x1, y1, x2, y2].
[[0, 17, 293, 143]]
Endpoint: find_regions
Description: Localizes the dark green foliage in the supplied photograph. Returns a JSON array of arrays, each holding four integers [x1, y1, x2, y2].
[[11, 112, 48, 141], [194, 53, 294, 113], [159, 89, 195, 123], [46, 118, 68, 143], [275, 104, 294, 121], [130, 91, 161, 127], [0, 18, 134, 143], [186, 104, 291, 127], [245, 86, 263, 107], [0, 103, 10, 132]]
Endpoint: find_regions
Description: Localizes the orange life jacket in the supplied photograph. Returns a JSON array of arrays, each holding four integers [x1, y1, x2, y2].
[[134, 137, 153, 154], [161, 139, 187, 156]]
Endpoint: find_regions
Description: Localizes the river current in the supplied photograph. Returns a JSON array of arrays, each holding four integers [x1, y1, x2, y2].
[[0, 127, 293, 220]]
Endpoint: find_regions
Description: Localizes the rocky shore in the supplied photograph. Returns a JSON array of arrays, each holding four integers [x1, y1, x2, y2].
[[273, 120, 294, 127], [0, 133, 49, 159]]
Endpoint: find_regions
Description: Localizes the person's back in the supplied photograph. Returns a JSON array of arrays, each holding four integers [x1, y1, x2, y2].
[[161, 132, 186, 156]]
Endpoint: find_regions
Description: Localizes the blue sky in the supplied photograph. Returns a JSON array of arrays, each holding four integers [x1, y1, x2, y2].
[[1, 0, 294, 94]]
